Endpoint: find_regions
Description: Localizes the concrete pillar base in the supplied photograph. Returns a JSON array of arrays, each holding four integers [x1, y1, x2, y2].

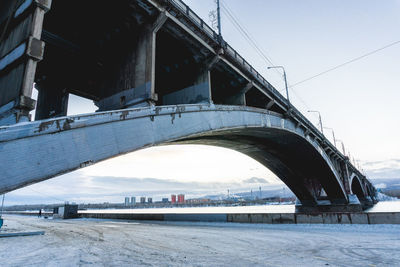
[[95, 83, 158, 111], [296, 195, 363, 213]]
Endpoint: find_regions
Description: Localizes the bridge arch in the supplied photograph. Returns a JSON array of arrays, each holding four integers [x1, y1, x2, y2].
[[0, 104, 348, 206], [350, 174, 366, 200]]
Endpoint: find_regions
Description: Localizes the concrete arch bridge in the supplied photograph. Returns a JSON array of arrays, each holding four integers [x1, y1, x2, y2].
[[0, 104, 376, 211], [0, 0, 377, 212]]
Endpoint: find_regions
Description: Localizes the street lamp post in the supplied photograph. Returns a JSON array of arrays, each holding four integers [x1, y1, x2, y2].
[[308, 110, 324, 134], [356, 160, 362, 170], [267, 66, 291, 112], [335, 139, 346, 156], [323, 127, 336, 147]]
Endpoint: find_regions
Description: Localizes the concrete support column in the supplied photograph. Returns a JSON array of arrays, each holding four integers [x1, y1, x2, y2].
[[225, 82, 253, 105], [35, 81, 69, 120], [163, 67, 213, 105], [342, 159, 351, 194], [133, 24, 155, 100], [194, 67, 212, 103], [95, 13, 167, 111]]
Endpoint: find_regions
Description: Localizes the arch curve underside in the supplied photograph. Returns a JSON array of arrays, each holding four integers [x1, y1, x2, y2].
[[0, 104, 353, 208]]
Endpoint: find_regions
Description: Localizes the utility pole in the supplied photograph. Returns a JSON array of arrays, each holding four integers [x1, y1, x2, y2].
[[209, 0, 223, 44], [216, 0, 222, 39], [267, 66, 291, 113], [308, 110, 324, 134]]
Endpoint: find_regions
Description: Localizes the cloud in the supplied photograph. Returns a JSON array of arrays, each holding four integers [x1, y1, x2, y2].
[[374, 183, 387, 189], [5, 173, 282, 205], [243, 177, 270, 184], [362, 159, 400, 179]]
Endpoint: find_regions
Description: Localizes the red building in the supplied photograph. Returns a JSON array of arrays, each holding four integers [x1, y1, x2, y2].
[[178, 194, 185, 203], [171, 194, 176, 204]]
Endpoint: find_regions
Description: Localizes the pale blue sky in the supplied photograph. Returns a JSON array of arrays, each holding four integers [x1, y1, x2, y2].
[[6, 0, 400, 205], [184, 0, 400, 161]]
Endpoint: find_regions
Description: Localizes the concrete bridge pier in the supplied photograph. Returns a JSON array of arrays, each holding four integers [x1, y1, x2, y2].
[[295, 194, 364, 213], [162, 65, 213, 105], [95, 14, 167, 112], [35, 78, 69, 120]]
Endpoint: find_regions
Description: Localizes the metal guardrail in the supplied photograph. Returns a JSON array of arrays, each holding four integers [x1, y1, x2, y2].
[[167, 0, 365, 177], [169, 0, 286, 104]]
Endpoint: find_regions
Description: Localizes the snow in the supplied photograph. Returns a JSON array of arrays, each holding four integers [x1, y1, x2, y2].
[[79, 204, 295, 215], [1, 215, 400, 266]]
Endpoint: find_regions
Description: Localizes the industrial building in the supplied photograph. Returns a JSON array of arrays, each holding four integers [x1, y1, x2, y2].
[[171, 195, 176, 204], [178, 194, 185, 203]]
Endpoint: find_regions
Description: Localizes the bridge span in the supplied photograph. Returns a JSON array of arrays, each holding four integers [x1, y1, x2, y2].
[[0, 104, 376, 211], [0, 0, 377, 211]]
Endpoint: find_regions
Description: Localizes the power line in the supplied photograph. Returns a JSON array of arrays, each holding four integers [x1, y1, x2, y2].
[[220, 1, 283, 80], [219, 1, 315, 116], [290, 40, 400, 88], [27, 187, 68, 203]]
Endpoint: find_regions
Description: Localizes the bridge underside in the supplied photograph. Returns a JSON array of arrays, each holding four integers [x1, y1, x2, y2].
[[0, 0, 376, 211], [0, 105, 372, 211]]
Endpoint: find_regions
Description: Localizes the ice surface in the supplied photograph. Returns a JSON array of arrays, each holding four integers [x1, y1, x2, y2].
[[1, 215, 399, 266]]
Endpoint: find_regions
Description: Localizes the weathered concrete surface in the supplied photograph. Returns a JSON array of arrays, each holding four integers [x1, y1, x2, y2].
[[368, 212, 400, 224], [296, 214, 324, 224], [350, 213, 369, 224], [0, 104, 349, 207], [78, 211, 400, 224]]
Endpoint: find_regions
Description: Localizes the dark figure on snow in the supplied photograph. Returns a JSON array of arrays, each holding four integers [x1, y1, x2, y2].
[[38, 209, 42, 218]]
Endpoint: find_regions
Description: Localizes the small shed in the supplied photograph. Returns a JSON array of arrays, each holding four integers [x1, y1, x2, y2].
[[53, 204, 78, 219]]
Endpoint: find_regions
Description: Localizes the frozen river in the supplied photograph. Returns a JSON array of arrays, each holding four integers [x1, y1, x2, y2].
[[79, 201, 400, 215], [1, 214, 400, 266]]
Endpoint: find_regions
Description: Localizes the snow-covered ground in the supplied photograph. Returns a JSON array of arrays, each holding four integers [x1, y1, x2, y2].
[[1, 215, 400, 266]]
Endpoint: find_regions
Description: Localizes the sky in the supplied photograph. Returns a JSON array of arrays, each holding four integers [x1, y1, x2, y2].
[[5, 0, 400, 205]]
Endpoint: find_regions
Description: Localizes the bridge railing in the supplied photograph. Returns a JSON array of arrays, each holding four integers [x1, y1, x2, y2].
[[169, 0, 288, 104], [167, 0, 357, 168]]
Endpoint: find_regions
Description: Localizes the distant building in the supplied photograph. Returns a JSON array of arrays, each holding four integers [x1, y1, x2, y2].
[[131, 197, 136, 205], [124, 197, 130, 206], [171, 194, 176, 204], [140, 197, 146, 204], [148, 197, 153, 203], [178, 194, 185, 203], [162, 198, 169, 203], [186, 198, 211, 204]]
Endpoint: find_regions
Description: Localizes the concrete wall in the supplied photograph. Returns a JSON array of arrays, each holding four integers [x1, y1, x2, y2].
[[163, 82, 211, 105], [78, 212, 400, 224]]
